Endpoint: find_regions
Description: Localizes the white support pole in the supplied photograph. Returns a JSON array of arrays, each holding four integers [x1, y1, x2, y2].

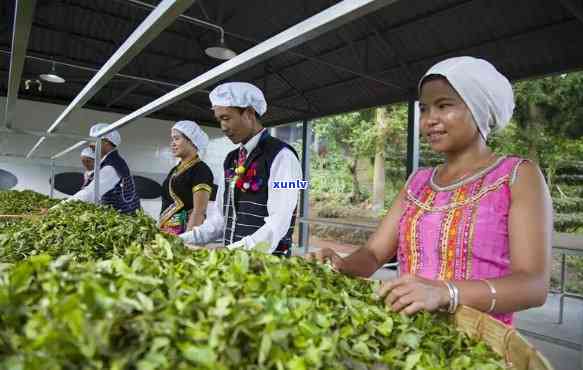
[[95, 0, 399, 138], [3, 0, 37, 128], [93, 138, 102, 204], [49, 159, 55, 198], [26, 136, 46, 159], [51, 140, 88, 160]]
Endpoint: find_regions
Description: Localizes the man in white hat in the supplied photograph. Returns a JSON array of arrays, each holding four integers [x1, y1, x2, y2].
[[179, 82, 302, 257], [80, 147, 95, 188], [65, 123, 140, 214]]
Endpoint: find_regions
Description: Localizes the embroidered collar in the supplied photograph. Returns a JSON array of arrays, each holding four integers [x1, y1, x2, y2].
[[176, 155, 200, 175], [429, 155, 507, 192]]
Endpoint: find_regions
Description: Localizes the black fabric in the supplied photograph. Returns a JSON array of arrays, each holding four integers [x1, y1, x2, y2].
[[100, 150, 140, 214], [161, 160, 214, 215], [222, 131, 299, 254], [0, 169, 18, 190], [53, 172, 84, 195], [132, 176, 162, 199]]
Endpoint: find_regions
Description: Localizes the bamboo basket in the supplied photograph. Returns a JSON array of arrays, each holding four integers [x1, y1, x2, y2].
[[453, 305, 553, 370]]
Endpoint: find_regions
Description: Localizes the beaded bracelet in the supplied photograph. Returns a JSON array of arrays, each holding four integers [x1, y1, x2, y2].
[[481, 279, 497, 313]]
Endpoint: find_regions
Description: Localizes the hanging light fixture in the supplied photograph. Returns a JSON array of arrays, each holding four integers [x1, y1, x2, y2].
[[205, 31, 237, 60], [39, 61, 66, 84]]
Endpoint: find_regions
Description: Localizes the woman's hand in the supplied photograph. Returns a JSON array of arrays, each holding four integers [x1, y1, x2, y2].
[[305, 248, 346, 272], [377, 274, 450, 315]]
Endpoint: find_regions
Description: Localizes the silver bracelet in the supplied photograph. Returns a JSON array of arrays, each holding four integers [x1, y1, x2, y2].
[[450, 282, 459, 313], [442, 281, 455, 313], [481, 279, 497, 313]]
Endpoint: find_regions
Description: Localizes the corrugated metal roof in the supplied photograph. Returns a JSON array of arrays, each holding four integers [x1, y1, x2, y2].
[[1, 0, 583, 129]]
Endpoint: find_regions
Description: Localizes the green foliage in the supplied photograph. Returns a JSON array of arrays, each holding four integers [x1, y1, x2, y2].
[[553, 198, 583, 214], [0, 190, 60, 215], [514, 72, 583, 139], [0, 190, 506, 369], [554, 213, 583, 233], [0, 198, 164, 264]]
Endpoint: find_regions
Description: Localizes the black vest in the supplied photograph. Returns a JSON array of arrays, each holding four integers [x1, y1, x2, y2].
[[100, 150, 141, 214], [223, 131, 298, 256]]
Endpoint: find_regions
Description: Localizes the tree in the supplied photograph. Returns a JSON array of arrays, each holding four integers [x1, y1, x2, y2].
[[510, 71, 583, 188], [313, 110, 376, 203], [372, 107, 388, 212]]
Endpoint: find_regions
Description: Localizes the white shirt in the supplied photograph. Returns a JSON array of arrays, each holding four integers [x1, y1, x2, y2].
[[180, 129, 302, 253], [66, 151, 120, 204]]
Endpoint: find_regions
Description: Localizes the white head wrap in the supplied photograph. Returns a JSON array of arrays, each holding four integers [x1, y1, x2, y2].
[[89, 123, 122, 146], [419, 56, 515, 140], [80, 147, 95, 159], [209, 82, 267, 116], [172, 120, 209, 153]]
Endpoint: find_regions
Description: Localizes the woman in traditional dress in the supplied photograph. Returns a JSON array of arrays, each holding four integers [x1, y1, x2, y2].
[[308, 56, 552, 325], [159, 120, 215, 235]]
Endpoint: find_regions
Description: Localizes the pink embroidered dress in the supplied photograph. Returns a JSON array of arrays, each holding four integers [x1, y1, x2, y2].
[[398, 156, 527, 325]]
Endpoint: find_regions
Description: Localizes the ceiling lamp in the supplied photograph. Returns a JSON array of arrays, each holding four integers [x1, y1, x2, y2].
[[205, 33, 237, 60], [39, 61, 66, 84]]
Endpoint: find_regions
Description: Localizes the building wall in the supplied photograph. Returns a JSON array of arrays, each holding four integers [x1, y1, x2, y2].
[[0, 98, 236, 219]]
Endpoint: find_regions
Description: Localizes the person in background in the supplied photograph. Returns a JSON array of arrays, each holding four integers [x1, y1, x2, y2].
[[179, 82, 302, 257], [80, 147, 95, 189], [308, 56, 552, 326], [159, 120, 215, 235], [62, 123, 140, 214]]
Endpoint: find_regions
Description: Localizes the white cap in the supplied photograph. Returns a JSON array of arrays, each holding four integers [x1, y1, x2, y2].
[[209, 82, 267, 116], [90, 123, 122, 146], [80, 147, 95, 159], [419, 56, 515, 140], [172, 120, 209, 153]]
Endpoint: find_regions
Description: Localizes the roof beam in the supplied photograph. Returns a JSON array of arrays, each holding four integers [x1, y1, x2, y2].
[[559, 0, 583, 25], [106, 60, 190, 108], [0, 127, 92, 141], [46, 0, 195, 135], [69, 0, 406, 90], [51, 140, 88, 160], [26, 0, 197, 159], [0, 49, 206, 90], [93, 0, 400, 140], [244, 0, 475, 85], [3, 0, 37, 129], [271, 17, 578, 107], [364, 16, 414, 83]]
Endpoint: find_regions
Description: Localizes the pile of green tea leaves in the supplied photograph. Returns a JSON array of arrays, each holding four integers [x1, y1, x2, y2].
[[0, 199, 163, 263], [0, 190, 60, 215], [0, 190, 508, 370]]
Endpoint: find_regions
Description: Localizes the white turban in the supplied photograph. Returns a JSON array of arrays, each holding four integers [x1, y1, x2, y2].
[[89, 123, 122, 146], [172, 120, 209, 153], [80, 147, 95, 159], [419, 56, 515, 140], [209, 82, 267, 116]]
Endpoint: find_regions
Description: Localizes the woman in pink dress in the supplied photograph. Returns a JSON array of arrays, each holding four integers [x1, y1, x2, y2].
[[308, 57, 552, 325]]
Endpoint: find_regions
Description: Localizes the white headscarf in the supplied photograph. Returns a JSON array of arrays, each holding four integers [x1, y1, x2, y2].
[[89, 123, 122, 146], [419, 56, 515, 140], [172, 120, 209, 153], [80, 147, 95, 159], [209, 82, 267, 116]]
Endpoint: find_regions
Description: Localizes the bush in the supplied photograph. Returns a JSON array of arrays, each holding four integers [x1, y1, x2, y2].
[[554, 213, 583, 233], [553, 198, 583, 213]]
